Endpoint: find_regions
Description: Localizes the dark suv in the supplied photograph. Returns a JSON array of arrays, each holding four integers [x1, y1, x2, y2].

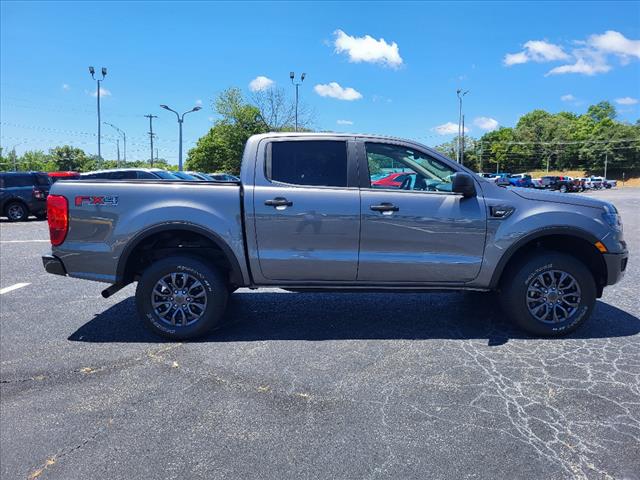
[[0, 172, 51, 221]]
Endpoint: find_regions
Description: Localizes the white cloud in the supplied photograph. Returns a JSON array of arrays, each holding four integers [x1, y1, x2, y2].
[[506, 30, 639, 76], [62, 83, 70, 91], [90, 87, 111, 97], [195, 99, 203, 106], [473, 117, 498, 131], [615, 96, 638, 105], [588, 30, 640, 59], [504, 40, 569, 66], [314, 82, 363, 101], [432, 122, 468, 136], [561, 94, 576, 102], [249, 76, 274, 92], [372, 94, 392, 103], [546, 49, 611, 76], [336, 119, 353, 125], [333, 29, 403, 68]]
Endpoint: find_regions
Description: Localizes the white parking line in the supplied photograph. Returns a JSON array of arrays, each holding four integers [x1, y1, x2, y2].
[[0, 240, 49, 243], [0, 283, 31, 295]]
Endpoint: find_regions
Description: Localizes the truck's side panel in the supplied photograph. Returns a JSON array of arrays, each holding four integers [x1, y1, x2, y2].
[[50, 181, 248, 284]]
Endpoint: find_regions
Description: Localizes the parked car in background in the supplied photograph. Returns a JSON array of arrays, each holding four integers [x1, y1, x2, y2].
[[492, 173, 511, 186], [185, 171, 213, 181], [0, 171, 51, 221], [540, 176, 576, 193], [370, 172, 412, 188], [588, 177, 604, 189], [171, 171, 200, 181], [81, 168, 180, 180], [208, 173, 240, 182], [591, 176, 616, 189], [49, 171, 80, 183], [508, 173, 533, 188], [531, 178, 543, 188]]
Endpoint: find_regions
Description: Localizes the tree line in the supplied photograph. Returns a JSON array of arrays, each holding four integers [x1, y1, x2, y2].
[[434, 101, 640, 177], [0, 145, 174, 172]]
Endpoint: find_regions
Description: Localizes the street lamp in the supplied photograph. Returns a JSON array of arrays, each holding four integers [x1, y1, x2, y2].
[[290, 71, 306, 132], [160, 104, 202, 171], [103, 122, 126, 166], [89, 66, 107, 163], [456, 89, 469, 164]]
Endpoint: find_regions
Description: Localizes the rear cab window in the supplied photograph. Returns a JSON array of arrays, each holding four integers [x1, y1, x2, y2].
[[266, 140, 348, 188], [2, 174, 33, 188]]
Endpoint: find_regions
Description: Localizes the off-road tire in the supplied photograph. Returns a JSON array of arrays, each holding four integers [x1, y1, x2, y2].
[[135, 256, 228, 340], [500, 251, 596, 336]]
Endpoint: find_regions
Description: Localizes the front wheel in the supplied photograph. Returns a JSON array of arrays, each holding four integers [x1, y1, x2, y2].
[[559, 184, 568, 193], [135, 256, 229, 340], [500, 251, 596, 336]]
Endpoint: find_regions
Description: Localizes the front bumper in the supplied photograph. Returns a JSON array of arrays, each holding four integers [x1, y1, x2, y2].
[[42, 255, 67, 276], [603, 251, 628, 286]]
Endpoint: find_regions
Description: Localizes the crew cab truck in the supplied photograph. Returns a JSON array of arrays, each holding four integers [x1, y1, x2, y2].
[[42, 133, 628, 339]]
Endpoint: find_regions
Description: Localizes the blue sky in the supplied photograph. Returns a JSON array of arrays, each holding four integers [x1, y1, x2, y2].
[[1, 1, 639, 163]]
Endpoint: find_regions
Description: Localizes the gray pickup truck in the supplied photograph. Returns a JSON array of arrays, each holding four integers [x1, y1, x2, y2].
[[42, 133, 628, 339]]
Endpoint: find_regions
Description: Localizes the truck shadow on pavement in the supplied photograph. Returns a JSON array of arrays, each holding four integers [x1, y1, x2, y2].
[[68, 292, 640, 346]]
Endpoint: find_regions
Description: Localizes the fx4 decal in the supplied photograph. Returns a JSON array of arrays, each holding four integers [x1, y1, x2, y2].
[[75, 195, 119, 207]]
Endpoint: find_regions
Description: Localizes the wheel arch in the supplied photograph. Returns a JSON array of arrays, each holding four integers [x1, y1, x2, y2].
[[490, 227, 608, 294], [116, 222, 246, 287]]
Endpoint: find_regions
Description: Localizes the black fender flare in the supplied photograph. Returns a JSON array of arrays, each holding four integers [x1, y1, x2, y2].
[[489, 226, 602, 289], [116, 222, 246, 286]]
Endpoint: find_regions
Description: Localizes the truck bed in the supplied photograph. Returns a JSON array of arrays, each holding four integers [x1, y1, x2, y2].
[[49, 180, 246, 284]]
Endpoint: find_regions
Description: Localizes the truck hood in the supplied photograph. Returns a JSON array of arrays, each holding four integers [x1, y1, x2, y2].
[[510, 188, 607, 209]]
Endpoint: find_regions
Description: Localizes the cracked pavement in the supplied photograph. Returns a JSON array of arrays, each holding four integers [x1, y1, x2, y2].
[[1, 188, 639, 479]]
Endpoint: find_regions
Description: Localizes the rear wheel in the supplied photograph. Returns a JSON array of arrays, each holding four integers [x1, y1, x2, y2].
[[500, 251, 596, 336], [135, 256, 229, 340], [559, 184, 568, 193], [5, 202, 28, 221]]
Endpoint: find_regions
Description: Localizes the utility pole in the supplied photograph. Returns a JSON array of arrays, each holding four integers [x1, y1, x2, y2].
[[160, 104, 202, 171], [88, 66, 107, 163], [604, 152, 608, 179], [156, 148, 159, 164], [290, 71, 306, 132], [461, 114, 465, 165], [478, 141, 483, 173], [115, 138, 120, 166], [104, 122, 126, 162], [456, 89, 469, 163], [144, 114, 157, 167]]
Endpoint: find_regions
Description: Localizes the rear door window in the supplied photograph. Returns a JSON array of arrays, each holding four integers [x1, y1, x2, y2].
[[4, 174, 33, 187], [267, 140, 348, 188]]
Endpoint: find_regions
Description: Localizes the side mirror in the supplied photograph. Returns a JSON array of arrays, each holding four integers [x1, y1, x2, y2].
[[452, 172, 477, 198]]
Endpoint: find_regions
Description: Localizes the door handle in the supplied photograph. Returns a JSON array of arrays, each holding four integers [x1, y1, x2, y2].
[[265, 197, 293, 208], [370, 203, 399, 213]]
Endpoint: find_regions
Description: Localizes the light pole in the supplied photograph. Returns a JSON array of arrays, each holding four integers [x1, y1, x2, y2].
[[290, 71, 306, 132], [104, 122, 126, 164], [456, 89, 469, 163], [160, 105, 202, 171], [89, 66, 107, 163], [10, 142, 24, 171]]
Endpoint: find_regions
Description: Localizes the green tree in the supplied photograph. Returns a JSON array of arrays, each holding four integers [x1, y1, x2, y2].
[[186, 88, 269, 174], [49, 145, 88, 171]]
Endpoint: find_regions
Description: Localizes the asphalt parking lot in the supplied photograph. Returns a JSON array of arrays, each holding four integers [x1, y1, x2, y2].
[[1, 188, 638, 480]]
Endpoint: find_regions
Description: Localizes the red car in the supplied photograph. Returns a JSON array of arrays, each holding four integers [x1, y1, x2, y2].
[[48, 171, 80, 183], [372, 172, 412, 188]]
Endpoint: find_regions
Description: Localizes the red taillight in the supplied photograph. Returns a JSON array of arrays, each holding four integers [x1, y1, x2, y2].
[[47, 195, 68, 246]]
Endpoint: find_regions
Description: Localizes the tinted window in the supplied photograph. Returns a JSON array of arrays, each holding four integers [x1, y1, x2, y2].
[[35, 174, 52, 186], [3, 174, 33, 187], [107, 171, 137, 180], [268, 140, 348, 187], [153, 171, 179, 179], [137, 171, 157, 179]]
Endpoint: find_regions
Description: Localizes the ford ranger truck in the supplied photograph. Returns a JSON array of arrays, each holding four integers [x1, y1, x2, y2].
[[42, 133, 628, 339]]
